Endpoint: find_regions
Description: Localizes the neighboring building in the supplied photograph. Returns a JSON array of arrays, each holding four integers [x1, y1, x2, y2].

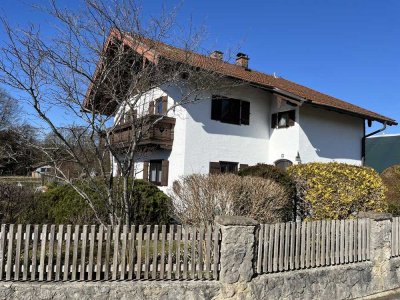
[[31, 164, 53, 178], [85, 30, 397, 190], [365, 134, 400, 173]]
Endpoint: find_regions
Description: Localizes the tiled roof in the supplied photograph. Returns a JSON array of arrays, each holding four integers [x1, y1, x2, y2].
[[88, 30, 397, 125]]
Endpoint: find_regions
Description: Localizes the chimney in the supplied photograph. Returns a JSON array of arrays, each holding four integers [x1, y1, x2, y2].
[[235, 52, 249, 68], [210, 50, 223, 60]]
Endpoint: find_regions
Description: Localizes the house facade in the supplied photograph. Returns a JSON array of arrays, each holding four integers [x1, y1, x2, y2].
[[85, 30, 397, 190], [113, 83, 370, 190]]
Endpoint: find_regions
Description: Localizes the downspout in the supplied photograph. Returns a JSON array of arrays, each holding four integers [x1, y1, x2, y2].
[[362, 121, 387, 165]]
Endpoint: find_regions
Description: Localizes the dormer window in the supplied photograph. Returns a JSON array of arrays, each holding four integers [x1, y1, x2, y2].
[[271, 110, 296, 129]]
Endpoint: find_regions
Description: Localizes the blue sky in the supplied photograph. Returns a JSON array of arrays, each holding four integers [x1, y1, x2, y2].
[[1, 0, 399, 134]]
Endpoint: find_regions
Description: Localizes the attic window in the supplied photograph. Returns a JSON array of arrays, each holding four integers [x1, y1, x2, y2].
[[211, 95, 250, 125], [271, 110, 296, 129]]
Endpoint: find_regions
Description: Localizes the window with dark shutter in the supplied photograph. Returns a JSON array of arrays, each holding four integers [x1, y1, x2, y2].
[[209, 162, 221, 174], [211, 95, 250, 125], [211, 97, 222, 121], [271, 110, 296, 129], [161, 160, 169, 186], [143, 162, 149, 181], [241, 101, 250, 125], [148, 101, 155, 115], [149, 160, 162, 185]]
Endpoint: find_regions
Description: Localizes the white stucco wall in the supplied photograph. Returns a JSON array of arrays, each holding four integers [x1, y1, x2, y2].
[[182, 85, 271, 175], [268, 96, 300, 164], [298, 105, 364, 164]]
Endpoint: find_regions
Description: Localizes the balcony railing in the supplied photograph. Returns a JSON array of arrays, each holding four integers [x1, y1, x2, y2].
[[106, 115, 176, 150]]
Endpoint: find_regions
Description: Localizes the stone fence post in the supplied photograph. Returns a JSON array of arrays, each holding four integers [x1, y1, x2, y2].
[[358, 212, 393, 291], [215, 216, 258, 284]]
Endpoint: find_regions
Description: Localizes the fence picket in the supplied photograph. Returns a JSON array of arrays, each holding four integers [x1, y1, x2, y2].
[[294, 222, 300, 270], [168, 225, 174, 280], [257, 225, 264, 273], [22, 224, 31, 281], [191, 227, 196, 279], [176, 225, 182, 279], [300, 222, 306, 269], [71, 225, 80, 281], [289, 223, 295, 270], [14, 224, 22, 280], [55, 225, 63, 281], [321, 220, 326, 267], [112, 225, 120, 280], [273, 223, 280, 272], [198, 227, 204, 278], [88, 225, 96, 280], [120, 225, 128, 280], [31, 225, 39, 281], [159, 225, 166, 280], [47, 225, 55, 281], [0, 225, 6, 280], [38, 225, 47, 281], [96, 225, 104, 280], [344, 220, 349, 264], [80, 225, 88, 281], [358, 219, 362, 261], [349, 220, 354, 263], [284, 223, 290, 271], [135, 225, 143, 280], [144, 225, 151, 280], [213, 226, 220, 279], [339, 220, 345, 264], [104, 225, 112, 280], [315, 221, 321, 267], [205, 226, 212, 279], [183, 226, 189, 279], [63, 225, 72, 281], [305, 221, 311, 268], [152, 225, 159, 280], [127, 225, 135, 280]]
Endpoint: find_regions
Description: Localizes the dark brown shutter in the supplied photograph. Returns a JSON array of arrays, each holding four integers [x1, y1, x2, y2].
[[211, 96, 222, 121], [209, 162, 221, 174], [148, 101, 155, 115], [288, 110, 296, 127], [271, 113, 278, 128], [161, 160, 169, 186], [143, 162, 149, 181], [162, 96, 168, 114], [240, 164, 249, 171], [241, 101, 250, 125]]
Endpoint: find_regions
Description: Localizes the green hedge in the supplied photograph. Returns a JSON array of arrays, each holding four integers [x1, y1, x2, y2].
[[381, 165, 400, 216], [20, 179, 172, 225]]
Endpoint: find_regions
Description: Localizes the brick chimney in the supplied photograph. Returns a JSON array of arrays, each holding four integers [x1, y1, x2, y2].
[[210, 50, 223, 60], [235, 53, 249, 68]]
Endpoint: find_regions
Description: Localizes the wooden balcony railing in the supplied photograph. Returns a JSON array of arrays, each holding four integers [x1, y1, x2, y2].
[[106, 115, 176, 150]]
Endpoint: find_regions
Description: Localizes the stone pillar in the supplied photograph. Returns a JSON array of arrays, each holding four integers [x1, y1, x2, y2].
[[359, 212, 393, 292], [215, 216, 258, 284]]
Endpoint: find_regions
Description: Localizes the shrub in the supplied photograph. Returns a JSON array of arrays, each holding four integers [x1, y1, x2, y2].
[[0, 182, 36, 223], [381, 165, 400, 216], [287, 162, 387, 220], [21, 179, 172, 225], [238, 163, 296, 205], [171, 174, 293, 226]]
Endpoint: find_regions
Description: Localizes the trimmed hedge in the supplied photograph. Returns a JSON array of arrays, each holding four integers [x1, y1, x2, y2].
[[288, 162, 387, 220], [381, 165, 400, 216], [20, 179, 172, 225]]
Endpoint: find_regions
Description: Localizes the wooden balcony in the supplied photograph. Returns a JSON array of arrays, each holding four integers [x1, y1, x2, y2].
[[107, 115, 176, 150]]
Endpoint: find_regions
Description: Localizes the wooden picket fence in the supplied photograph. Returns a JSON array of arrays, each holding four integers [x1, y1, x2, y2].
[[391, 217, 400, 257], [256, 218, 371, 274], [0, 224, 221, 281]]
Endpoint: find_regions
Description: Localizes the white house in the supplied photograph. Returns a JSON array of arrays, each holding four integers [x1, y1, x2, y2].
[[85, 30, 397, 190]]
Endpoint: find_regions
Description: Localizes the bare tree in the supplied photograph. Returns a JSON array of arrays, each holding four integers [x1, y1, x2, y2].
[[0, 0, 237, 225]]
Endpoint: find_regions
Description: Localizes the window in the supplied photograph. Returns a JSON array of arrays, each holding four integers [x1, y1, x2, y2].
[[271, 110, 296, 129], [149, 96, 168, 115], [211, 96, 250, 125], [143, 160, 169, 186], [274, 159, 293, 170], [149, 160, 162, 185], [209, 161, 239, 174]]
